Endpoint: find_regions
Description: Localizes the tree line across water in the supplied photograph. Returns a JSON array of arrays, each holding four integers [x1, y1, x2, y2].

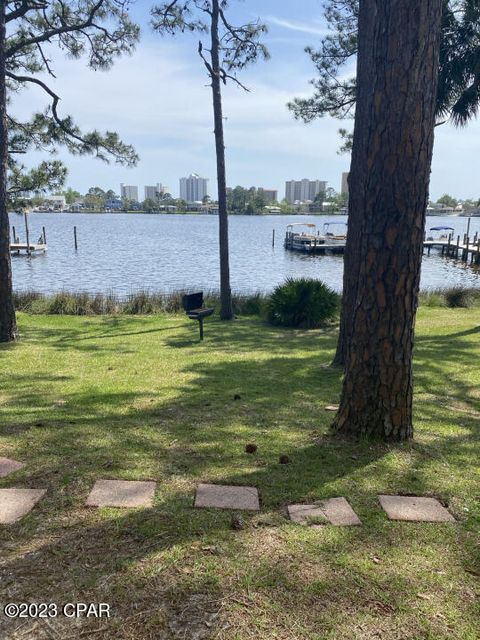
[[13, 185, 349, 214], [16, 188, 480, 215]]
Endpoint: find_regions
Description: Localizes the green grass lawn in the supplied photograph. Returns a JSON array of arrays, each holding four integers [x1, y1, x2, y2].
[[0, 309, 479, 639]]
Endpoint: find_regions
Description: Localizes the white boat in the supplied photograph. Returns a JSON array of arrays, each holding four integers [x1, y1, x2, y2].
[[425, 226, 454, 242], [284, 223, 325, 252], [323, 221, 347, 246]]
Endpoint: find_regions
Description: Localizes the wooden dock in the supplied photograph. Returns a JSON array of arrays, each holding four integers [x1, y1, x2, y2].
[[423, 234, 480, 265], [285, 241, 346, 254], [284, 230, 480, 265], [10, 243, 47, 255], [10, 214, 47, 255]]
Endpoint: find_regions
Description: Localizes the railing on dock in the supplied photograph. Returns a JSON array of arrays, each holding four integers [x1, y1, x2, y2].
[[423, 233, 480, 266], [10, 213, 47, 255], [285, 227, 480, 264]]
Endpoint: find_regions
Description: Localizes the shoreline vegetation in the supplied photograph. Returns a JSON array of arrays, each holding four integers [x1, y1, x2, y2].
[[12, 286, 480, 316], [11, 209, 349, 216], [10, 207, 480, 218]]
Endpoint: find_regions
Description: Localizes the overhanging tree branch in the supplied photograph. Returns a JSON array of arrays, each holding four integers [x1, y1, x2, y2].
[[6, 1, 48, 23], [1, 0, 140, 343], [5, 0, 105, 58], [289, 0, 480, 129], [6, 70, 85, 145]]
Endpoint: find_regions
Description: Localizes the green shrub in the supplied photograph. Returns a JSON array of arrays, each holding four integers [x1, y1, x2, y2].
[[444, 287, 477, 308], [267, 278, 339, 329], [123, 291, 157, 314], [232, 293, 267, 316], [13, 290, 43, 312], [162, 292, 185, 313], [45, 292, 78, 315], [420, 292, 447, 308]]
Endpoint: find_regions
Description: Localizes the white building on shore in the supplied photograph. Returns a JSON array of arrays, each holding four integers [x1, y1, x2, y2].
[[180, 174, 209, 203], [285, 179, 327, 204], [120, 184, 139, 202], [144, 184, 167, 201]]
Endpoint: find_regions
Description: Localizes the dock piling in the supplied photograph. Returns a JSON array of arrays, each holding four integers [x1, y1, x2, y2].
[[272, 229, 275, 248], [424, 233, 480, 266], [74, 226, 78, 250], [24, 212, 31, 256]]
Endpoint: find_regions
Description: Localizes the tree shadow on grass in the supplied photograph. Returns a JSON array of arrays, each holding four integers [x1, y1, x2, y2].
[[2, 317, 478, 497], [414, 326, 480, 429], [1, 317, 479, 638], [0, 474, 477, 640]]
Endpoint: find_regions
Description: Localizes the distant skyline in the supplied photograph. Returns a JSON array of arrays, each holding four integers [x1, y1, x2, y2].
[[10, 0, 480, 200]]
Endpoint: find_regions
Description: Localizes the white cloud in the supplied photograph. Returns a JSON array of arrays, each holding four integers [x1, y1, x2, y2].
[[11, 37, 347, 195], [264, 16, 330, 37], [9, 21, 480, 201]]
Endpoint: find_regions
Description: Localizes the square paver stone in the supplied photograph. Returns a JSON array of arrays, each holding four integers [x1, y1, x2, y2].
[[0, 488, 46, 524], [288, 497, 361, 527], [378, 495, 455, 522], [0, 457, 25, 478], [86, 480, 156, 508], [195, 483, 260, 511]]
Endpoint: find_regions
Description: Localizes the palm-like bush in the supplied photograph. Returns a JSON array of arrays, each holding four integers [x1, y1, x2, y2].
[[267, 278, 339, 328]]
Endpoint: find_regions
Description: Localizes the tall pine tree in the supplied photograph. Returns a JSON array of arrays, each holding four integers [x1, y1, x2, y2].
[[152, 0, 268, 320], [331, 0, 443, 440], [1, 1, 139, 342]]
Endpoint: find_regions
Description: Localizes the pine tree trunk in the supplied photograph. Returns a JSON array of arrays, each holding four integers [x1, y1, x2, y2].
[[0, 2, 17, 343], [332, 191, 359, 369], [331, 0, 443, 440], [332, 93, 371, 370], [210, 0, 233, 321]]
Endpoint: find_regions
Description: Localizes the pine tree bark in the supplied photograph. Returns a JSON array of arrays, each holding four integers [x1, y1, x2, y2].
[[331, 191, 358, 368], [0, 1, 17, 343], [210, 0, 233, 321], [331, 0, 443, 440]]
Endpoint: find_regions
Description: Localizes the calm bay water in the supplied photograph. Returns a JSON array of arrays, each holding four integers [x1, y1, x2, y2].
[[10, 212, 480, 296]]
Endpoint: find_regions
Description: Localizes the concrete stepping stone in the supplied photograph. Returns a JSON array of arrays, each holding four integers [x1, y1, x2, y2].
[[288, 497, 361, 526], [288, 503, 328, 526], [324, 405, 339, 412], [0, 457, 25, 478], [194, 483, 260, 511], [86, 480, 156, 508], [0, 488, 46, 524], [378, 495, 455, 522]]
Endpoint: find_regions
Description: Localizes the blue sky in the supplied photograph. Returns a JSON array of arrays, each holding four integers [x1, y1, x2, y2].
[[12, 0, 480, 200]]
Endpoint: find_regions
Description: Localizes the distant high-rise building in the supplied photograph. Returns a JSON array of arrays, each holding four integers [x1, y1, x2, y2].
[[257, 188, 278, 203], [179, 173, 208, 203], [144, 183, 167, 201], [285, 179, 327, 204], [341, 172, 349, 196], [120, 183, 138, 202]]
